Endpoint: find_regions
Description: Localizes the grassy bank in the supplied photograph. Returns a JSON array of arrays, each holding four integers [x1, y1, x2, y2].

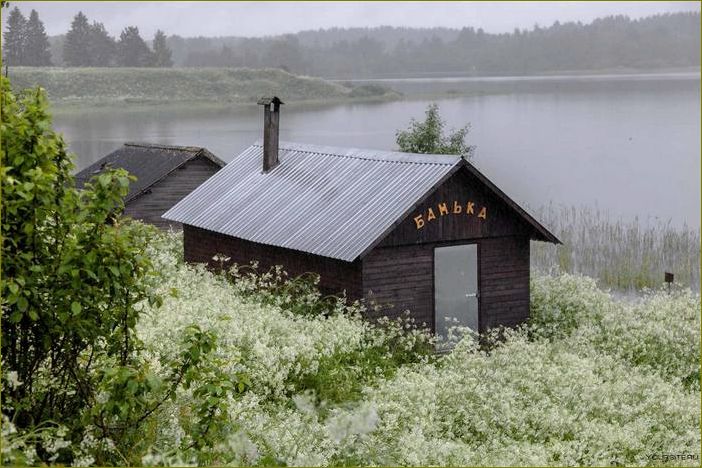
[[7, 67, 399, 108]]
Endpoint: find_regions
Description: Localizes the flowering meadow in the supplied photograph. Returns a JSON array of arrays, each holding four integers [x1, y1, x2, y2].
[[3, 229, 698, 467]]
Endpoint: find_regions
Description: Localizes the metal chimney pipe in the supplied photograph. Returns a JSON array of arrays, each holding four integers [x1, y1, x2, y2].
[[257, 96, 284, 172]]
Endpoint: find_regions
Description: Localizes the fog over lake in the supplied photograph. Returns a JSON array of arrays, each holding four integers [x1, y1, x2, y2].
[[55, 73, 700, 228]]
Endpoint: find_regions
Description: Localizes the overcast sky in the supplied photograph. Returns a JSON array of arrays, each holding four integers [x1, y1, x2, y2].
[[4, 1, 700, 38]]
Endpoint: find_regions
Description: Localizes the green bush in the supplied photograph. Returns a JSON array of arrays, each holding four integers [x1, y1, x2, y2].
[[0, 80, 249, 466]]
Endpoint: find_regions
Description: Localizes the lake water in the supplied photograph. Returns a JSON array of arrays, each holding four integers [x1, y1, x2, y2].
[[54, 73, 700, 228]]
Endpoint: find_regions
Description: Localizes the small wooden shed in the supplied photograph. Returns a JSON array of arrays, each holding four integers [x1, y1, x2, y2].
[[163, 99, 560, 334], [76, 143, 225, 229]]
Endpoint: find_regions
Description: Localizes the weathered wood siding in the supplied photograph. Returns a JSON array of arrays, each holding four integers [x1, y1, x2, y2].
[[361, 243, 434, 327], [183, 225, 363, 298], [479, 236, 530, 330], [124, 156, 220, 229]]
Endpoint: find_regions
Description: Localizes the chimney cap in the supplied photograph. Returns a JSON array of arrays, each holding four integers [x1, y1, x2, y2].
[[257, 96, 284, 106]]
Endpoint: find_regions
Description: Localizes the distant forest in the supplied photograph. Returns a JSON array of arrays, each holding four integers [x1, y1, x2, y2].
[[31, 11, 702, 78]]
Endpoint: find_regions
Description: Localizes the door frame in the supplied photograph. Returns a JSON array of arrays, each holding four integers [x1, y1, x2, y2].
[[431, 240, 482, 335]]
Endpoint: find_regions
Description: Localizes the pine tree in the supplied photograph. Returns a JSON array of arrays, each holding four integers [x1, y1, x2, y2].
[[88, 21, 116, 66], [63, 11, 91, 66], [152, 30, 173, 67], [3, 7, 27, 66], [116, 26, 155, 67], [24, 9, 52, 66]]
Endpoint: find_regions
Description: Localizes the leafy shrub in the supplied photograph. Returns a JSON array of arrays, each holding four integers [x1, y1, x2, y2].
[[396, 103, 475, 158], [0, 77, 160, 432], [0, 80, 249, 466]]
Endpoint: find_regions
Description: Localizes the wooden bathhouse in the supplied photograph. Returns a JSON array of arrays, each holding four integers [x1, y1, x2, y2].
[[163, 97, 560, 335], [76, 143, 225, 229]]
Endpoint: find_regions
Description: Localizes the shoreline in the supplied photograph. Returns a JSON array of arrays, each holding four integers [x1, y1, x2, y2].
[[9, 65, 695, 115], [329, 66, 701, 81]]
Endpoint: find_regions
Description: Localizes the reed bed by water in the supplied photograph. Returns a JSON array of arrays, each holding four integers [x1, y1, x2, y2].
[[531, 204, 700, 291]]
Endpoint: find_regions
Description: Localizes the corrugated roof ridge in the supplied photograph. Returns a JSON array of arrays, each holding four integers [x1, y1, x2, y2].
[[252, 141, 459, 166], [124, 142, 203, 153]]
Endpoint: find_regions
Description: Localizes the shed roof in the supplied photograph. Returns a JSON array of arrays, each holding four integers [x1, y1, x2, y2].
[[163, 141, 559, 262], [75, 142, 225, 202]]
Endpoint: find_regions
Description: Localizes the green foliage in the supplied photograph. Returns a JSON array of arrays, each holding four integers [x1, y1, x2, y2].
[[152, 30, 173, 68], [0, 79, 253, 465], [117, 26, 155, 67], [84, 325, 249, 465], [529, 273, 611, 340], [347, 84, 393, 98], [23, 10, 51, 67], [62, 12, 116, 67], [1, 8, 51, 67], [87, 21, 117, 67], [168, 12, 700, 74], [0, 75, 155, 428], [2, 7, 27, 66], [63, 12, 92, 67], [396, 103, 475, 158], [530, 274, 701, 390]]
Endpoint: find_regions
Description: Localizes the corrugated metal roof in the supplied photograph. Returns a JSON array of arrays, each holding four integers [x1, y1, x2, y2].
[[75, 142, 225, 202], [163, 140, 560, 262], [163, 141, 461, 261]]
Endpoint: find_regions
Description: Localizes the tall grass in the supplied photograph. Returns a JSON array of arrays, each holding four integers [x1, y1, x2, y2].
[[531, 204, 700, 290]]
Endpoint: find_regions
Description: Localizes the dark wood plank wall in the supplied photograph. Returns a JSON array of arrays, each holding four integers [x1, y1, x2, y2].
[[479, 236, 530, 330], [183, 225, 364, 298], [379, 168, 532, 247], [124, 156, 221, 229], [361, 243, 434, 327]]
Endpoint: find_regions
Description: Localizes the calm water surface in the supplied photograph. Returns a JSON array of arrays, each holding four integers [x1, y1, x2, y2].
[[54, 74, 700, 228]]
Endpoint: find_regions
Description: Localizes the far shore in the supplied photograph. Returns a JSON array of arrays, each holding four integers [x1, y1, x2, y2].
[[8, 65, 696, 114]]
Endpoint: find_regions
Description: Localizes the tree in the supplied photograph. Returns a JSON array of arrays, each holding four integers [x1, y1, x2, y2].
[[63, 11, 91, 66], [396, 103, 476, 158], [152, 29, 173, 67], [24, 9, 51, 66], [117, 26, 155, 67], [3, 6, 27, 66], [88, 21, 116, 66]]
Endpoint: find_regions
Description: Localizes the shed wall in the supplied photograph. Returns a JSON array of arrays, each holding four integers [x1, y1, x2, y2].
[[124, 156, 220, 229], [478, 236, 530, 330], [361, 243, 434, 326], [362, 236, 530, 333], [183, 225, 363, 298]]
